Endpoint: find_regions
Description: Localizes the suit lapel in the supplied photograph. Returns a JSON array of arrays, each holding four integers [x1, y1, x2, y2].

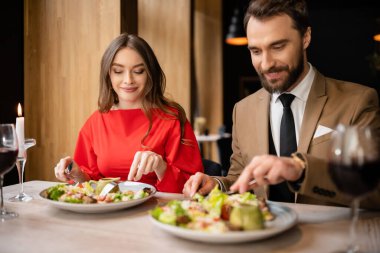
[[256, 89, 270, 154], [298, 71, 328, 153]]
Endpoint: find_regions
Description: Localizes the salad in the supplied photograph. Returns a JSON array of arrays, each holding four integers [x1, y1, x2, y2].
[[41, 179, 152, 204], [150, 187, 275, 233]]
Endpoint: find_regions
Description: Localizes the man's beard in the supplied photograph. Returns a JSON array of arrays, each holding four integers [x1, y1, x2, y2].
[[258, 52, 304, 94]]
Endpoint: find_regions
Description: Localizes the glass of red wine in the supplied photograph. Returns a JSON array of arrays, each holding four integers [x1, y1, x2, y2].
[[0, 124, 19, 221], [329, 124, 380, 253]]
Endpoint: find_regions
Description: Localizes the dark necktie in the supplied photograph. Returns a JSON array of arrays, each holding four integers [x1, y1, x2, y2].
[[268, 93, 297, 203], [279, 93, 297, 157]]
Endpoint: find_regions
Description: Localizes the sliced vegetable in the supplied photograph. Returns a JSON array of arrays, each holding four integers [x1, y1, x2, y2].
[[151, 186, 274, 233], [44, 179, 151, 204]]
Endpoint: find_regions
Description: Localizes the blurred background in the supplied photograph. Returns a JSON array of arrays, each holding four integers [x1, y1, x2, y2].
[[1, 0, 380, 185]]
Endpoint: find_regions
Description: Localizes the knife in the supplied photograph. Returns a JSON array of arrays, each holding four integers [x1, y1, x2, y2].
[[99, 182, 119, 197]]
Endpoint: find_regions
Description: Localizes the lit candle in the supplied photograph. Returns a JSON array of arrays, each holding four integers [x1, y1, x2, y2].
[[16, 103, 25, 157]]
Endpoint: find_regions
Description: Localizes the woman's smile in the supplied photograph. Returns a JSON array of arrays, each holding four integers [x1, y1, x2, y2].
[[120, 86, 139, 93]]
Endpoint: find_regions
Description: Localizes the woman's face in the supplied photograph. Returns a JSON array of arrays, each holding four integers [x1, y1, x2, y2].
[[109, 47, 148, 109]]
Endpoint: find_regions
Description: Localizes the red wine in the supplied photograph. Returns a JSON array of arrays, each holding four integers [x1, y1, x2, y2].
[[329, 160, 380, 197], [0, 148, 18, 175]]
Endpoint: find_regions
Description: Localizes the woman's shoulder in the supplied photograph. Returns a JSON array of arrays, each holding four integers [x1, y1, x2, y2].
[[152, 106, 180, 120], [86, 110, 104, 122], [80, 110, 106, 129]]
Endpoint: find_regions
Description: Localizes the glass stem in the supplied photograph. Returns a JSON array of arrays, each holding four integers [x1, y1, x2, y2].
[[19, 158, 26, 194], [0, 175, 4, 214], [348, 198, 360, 253]]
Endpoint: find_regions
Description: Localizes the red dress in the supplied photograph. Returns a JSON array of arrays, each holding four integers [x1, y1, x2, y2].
[[73, 108, 203, 193]]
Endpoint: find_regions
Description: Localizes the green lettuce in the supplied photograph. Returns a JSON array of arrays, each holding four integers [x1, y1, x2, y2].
[[47, 184, 66, 201], [202, 186, 228, 217]]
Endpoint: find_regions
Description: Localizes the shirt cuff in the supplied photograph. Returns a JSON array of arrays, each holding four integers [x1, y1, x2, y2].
[[212, 176, 227, 192]]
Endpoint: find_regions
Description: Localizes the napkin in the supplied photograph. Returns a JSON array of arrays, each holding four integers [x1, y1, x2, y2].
[[313, 125, 334, 138]]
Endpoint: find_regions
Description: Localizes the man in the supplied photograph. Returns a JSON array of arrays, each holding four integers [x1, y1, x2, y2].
[[183, 0, 380, 209]]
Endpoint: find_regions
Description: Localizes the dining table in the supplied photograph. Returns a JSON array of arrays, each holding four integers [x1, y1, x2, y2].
[[1, 180, 379, 253]]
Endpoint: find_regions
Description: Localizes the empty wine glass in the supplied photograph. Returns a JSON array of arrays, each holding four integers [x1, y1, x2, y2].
[[329, 124, 380, 253], [9, 138, 36, 202], [0, 124, 19, 221]]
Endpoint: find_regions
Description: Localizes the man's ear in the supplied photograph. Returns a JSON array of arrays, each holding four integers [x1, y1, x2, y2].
[[303, 26, 311, 49]]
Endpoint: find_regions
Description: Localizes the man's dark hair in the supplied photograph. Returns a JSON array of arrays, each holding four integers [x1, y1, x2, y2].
[[244, 0, 310, 36]]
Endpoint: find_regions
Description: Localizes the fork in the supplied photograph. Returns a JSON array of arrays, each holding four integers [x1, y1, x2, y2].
[[225, 179, 258, 195]]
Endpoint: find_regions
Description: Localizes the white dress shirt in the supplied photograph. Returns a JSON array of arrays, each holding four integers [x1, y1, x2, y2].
[[270, 63, 315, 156]]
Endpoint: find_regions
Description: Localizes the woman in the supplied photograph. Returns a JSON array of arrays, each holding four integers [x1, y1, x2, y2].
[[54, 33, 203, 193]]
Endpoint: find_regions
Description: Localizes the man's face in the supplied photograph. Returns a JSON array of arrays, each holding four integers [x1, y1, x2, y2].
[[246, 14, 310, 93]]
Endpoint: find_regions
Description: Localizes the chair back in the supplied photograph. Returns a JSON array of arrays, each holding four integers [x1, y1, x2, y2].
[[202, 159, 223, 176], [216, 136, 232, 176]]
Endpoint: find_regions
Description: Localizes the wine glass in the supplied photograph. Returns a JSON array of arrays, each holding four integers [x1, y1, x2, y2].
[[9, 138, 36, 202], [329, 124, 380, 253], [0, 124, 19, 221]]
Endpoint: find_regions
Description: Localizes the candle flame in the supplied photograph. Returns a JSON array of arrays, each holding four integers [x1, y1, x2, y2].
[[17, 103, 23, 117]]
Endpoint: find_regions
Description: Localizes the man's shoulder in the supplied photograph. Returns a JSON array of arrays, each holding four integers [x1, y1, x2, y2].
[[324, 76, 376, 96], [236, 88, 268, 107]]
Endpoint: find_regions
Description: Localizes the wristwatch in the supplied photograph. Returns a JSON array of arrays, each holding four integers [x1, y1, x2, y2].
[[291, 152, 306, 172], [289, 152, 307, 191]]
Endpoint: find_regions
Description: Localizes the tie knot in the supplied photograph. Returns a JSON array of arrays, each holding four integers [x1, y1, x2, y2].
[[279, 93, 295, 108]]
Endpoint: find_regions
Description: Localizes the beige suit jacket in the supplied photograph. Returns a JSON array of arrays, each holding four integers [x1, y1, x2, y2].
[[219, 70, 380, 209]]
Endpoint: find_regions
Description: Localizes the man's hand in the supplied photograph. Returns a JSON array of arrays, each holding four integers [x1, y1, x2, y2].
[[183, 172, 217, 198], [230, 154, 304, 193]]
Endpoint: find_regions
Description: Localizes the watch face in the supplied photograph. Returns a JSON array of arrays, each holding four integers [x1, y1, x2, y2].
[[294, 152, 302, 160], [292, 153, 306, 170]]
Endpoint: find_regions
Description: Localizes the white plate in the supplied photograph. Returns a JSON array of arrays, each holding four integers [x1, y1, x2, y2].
[[39, 181, 156, 214], [150, 202, 297, 243]]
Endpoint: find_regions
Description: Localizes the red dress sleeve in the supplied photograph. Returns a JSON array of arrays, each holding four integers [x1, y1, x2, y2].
[[73, 123, 103, 180], [155, 119, 204, 193]]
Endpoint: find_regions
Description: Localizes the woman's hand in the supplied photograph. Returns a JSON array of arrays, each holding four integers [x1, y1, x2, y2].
[[128, 151, 167, 181], [53, 156, 90, 182]]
